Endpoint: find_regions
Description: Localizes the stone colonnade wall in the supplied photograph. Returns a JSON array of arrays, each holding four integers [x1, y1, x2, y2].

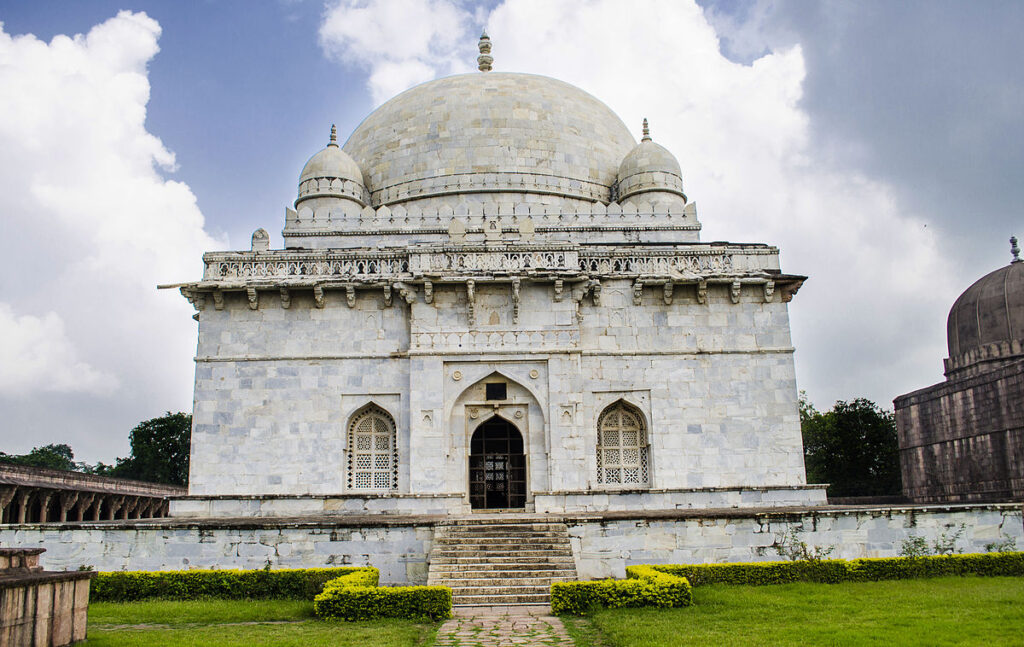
[[1, 505, 1020, 584], [0, 485, 171, 524]]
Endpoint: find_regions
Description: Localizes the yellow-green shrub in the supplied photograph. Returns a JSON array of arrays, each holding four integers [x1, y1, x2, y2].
[[313, 567, 451, 621], [550, 564, 692, 615], [90, 567, 356, 602], [656, 551, 1024, 587]]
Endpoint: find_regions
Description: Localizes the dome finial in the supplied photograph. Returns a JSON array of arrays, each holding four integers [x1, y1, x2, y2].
[[477, 31, 493, 72], [1012, 235, 1021, 263], [641, 118, 651, 142], [328, 124, 338, 148]]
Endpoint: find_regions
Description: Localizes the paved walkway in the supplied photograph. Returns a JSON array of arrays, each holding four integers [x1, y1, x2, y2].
[[434, 606, 574, 646]]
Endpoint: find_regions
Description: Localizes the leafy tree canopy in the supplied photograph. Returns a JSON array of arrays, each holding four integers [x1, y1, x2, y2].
[[1, 412, 191, 486], [105, 412, 192, 486], [0, 443, 77, 471], [800, 393, 901, 497]]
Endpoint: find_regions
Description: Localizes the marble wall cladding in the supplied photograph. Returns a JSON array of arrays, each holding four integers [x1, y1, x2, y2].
[[189, 276, 807, 507]]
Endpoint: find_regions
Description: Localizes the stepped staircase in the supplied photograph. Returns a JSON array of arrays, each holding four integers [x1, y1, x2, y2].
[[427, 519, 578, 607]]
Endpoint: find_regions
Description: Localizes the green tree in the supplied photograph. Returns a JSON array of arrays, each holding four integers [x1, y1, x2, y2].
[[0, 443, 77, 471], [107, 412, 192, 486], [800, 395, 901, 497]]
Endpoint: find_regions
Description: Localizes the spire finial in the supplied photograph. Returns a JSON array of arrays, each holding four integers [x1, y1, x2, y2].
[[328, 124, 338, 148], [1012, 235, 1021, 264], [641, 118, 651, 142], [477, 31, 493, 72]]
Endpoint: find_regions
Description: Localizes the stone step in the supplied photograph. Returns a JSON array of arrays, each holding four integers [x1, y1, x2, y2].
[[431, 576, 574, 588], [430, 548, 572, 558], [429, 558, 575, 568], [452, 593, 551, 605], [429, 567, 576, 577], [445, 586, 553, 597], [433, 538, 567, 547]]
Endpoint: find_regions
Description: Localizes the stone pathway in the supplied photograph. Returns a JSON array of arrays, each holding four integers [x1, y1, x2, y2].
[[433, 606, 574, 646]]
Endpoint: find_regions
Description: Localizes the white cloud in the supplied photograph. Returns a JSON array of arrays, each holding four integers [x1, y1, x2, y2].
[[318, 0, 957, 408], [319, 0, 476, 103], [0, 305, 118, 396], [0, 12, 221, 458]]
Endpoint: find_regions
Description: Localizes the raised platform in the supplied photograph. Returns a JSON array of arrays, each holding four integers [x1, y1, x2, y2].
[[168, 485, 829, 518], [2, 503, 1021, 584]]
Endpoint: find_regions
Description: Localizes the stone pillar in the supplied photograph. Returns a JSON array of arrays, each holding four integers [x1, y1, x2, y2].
[[72, 493, 95, 522], [57, 491, 79, 522], [14, 488, 34, 524], [106, 495, 125, 520], [0, 485, 16, 524], [120, 496, 140, 520], [36, 490, 54, 523]]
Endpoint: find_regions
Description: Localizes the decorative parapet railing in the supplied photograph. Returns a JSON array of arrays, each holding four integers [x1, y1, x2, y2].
[[284, 201, 700, 236], [203, 252, 411, 281], [198, 245, 781, 284]]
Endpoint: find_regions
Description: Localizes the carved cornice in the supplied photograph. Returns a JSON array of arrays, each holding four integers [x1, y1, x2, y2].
[[169, 244, 807, 309]]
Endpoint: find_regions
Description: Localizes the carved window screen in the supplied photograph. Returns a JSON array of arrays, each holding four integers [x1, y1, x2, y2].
[[596, 402, 649, 487], [347, 405, 398, 491]]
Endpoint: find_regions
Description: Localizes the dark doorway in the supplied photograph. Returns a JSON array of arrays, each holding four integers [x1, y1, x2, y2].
[[469, 417, 526, 509]]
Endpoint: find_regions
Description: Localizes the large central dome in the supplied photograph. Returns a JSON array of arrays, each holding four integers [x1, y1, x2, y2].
[[343, 72, 636, 207]]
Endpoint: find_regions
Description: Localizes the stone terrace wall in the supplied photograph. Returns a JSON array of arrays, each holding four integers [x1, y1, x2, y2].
[[2, 505, 1020, 584]]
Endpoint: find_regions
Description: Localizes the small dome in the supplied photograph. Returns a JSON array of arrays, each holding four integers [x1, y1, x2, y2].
[[945, 241, 1024, 374], [616, 119, 686, 202], [296, 126, 368, 208]]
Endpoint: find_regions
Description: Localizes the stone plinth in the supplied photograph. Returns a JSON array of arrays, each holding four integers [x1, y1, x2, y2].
[[0, 547, 94, 646]]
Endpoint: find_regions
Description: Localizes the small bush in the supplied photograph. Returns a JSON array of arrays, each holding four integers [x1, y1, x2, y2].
[[550, 564, 692, 615], [985, 534, 1018, 553], [91, 567, 356, 602], [313, 567, 451, 621]]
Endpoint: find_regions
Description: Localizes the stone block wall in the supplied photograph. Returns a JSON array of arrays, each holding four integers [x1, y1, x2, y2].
[[895, 362, 1024, 503], [189, 277, 809, 510], [3, 505, 1020, 585]]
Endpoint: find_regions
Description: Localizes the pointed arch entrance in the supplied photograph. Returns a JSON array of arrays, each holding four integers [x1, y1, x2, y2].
[[469, 417, 526, 509]]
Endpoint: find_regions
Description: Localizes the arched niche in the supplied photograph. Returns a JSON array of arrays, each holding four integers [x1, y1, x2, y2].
[[447, 371, 548, 502]]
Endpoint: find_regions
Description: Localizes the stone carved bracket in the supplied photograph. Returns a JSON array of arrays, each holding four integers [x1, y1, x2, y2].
[[424, 280, 434, 304], [383, 284, 392, 307], [466, 279, 476, 326], [589, 280, 602, 306], [346, 285, 356, 308], [730, 280, 741, 304], [632, 279, 643, 306], [246, 287, 258, 310], [313, 285, 325, 308], [663, 281, 674, 305], [697, 279, 707, 304], [280, 287, 291, 309], [394, 281, 417, 305], [553, 279, 564, 302], [764, 280, 775, 303], [212, 290, 224, 311], [511, 277, 521, 324]]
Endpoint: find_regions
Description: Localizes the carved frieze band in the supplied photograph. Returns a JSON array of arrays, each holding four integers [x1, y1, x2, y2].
[[411, 329, 579, 351], [203, 249, 750, 281]]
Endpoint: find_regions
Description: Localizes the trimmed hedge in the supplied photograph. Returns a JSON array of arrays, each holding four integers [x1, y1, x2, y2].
[[91, 567, 356, 602], [550, 564, 692, 615], [313, 567, 452, 621], [657, 551, 1024, 587]]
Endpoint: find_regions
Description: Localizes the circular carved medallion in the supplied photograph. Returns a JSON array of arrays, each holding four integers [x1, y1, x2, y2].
[[452, 370, 463, 381]]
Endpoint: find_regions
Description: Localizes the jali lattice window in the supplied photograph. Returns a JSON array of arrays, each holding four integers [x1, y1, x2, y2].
[[347, 405, 398, 491], [596, 401, 649, 486]]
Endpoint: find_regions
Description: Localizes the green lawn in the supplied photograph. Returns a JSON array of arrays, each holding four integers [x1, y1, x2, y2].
[[84, 600, 438, 647], [571, 576, 1024, 647]]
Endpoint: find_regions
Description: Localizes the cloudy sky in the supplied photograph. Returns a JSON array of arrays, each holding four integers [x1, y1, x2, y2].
[[1, 0, 1021, 463]]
